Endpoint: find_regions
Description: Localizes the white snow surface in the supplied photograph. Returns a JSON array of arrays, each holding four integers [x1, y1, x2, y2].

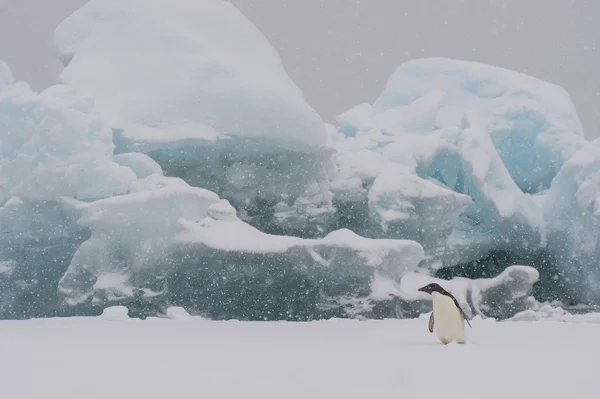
[[54, 0, 326, 148], [0, 313, 597, 399]]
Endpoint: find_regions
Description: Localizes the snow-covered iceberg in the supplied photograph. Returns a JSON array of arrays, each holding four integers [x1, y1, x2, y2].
[[543, 139, 600, 305], [54, 0, 326, 148], [2, 6, 597, 320], [373, 58, 585, 193], [393, 265, 540, 320], [0, 82, 135, 202], [0, 60, 424, 320], [0, 66, 137, 319], [58, 176, 425, 319], [53, 0, 334, 236], [328, 58, 586, 269]]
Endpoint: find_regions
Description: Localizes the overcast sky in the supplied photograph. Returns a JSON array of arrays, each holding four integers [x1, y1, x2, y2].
[[1, 0, 599, 138]]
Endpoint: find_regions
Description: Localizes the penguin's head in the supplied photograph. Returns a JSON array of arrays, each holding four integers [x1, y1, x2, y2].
[[417, 283, 445, 295]]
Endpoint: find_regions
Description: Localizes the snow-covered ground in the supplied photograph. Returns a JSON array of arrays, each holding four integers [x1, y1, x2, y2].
[[1, 309, 597, 399]]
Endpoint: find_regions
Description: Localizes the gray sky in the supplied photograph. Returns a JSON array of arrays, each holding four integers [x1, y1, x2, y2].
[[1, 0, 599, 139]]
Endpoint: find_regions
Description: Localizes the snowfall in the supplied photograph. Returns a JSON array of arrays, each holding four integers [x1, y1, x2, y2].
[[2, 0, 600, 397]]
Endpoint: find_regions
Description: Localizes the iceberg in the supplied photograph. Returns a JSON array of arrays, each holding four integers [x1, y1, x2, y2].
[[374, 58, 586, 193], [1, 5, 596, 321], [543, 139, 600, 305], [59, 176, 425, 319], [367, 169, 472, 264], [329, 58, 586, 269], [393, 265, 540, 320], [0, 65, 137, 318], [113, 153, 164, 179], [53, 0, 332, 236], [54, 0, 326, 148], [0, 60, 425, 320], [0, 81, 136, 202]]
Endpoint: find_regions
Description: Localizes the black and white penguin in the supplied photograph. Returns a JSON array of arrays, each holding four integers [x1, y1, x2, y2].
[[418, 283, 472, 344]]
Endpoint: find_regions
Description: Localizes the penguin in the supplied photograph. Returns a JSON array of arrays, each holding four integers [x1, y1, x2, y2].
[[418, 283, 472, 344]]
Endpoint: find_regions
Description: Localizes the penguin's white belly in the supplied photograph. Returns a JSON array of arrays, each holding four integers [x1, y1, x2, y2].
[[431, 292, 466, 344]]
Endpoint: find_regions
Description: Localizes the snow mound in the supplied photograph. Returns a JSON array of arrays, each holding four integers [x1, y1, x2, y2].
[[328, 58, 587, 268], [543, 139, 600, 305], [510, 302, 600, 323], [113, 153, 163, 179], [54, 0, 326, 148], [165, 307, 193, 320], [101, 305, 130, 321]]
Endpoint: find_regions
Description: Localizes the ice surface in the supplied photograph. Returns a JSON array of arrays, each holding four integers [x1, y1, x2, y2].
[[58, 174, 425, 319], [0, 316, 597, 399], [367, 168, 472, 264], [0, 197, 90, 319], [54, 0, 326, 148], [0, 74, 136, 202], [0, 63, 141, 319], [57, 174, 221, 306], [543, 139, 600, 305]]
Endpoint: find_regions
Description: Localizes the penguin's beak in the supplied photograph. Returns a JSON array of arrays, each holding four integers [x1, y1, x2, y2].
[[417, 286, 425, 292]]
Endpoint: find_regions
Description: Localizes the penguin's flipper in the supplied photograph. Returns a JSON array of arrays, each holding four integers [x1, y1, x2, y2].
[[460, 308, 472, 328], [450, 296, 472, 328], [428, 312, 434, 333]]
